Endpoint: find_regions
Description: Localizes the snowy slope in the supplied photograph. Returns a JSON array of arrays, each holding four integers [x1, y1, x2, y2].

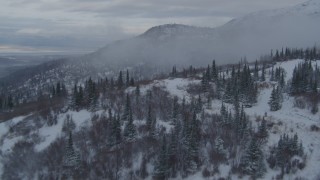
[[158, 59, 320, 179], [245, 60, 320, 179], [1, 59, 320, 179]]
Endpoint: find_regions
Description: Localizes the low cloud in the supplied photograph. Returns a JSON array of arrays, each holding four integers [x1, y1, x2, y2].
[[0, 0, 307, 53]]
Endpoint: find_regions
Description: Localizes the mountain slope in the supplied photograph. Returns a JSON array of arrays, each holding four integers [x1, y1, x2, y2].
[[88, 0, 320, 67], [1, 58, 320, 179], [2, 0, 320, 106]]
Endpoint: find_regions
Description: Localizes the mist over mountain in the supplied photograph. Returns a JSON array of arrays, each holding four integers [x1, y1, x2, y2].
[[87, 0, 320, 68], [2, 0, 320, 97]]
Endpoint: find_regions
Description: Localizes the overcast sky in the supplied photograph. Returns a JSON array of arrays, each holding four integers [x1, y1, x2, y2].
[[0, 0, 306, 54]]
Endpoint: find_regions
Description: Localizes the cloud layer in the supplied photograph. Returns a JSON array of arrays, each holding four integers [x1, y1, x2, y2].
[[0, 0, 306, 53]]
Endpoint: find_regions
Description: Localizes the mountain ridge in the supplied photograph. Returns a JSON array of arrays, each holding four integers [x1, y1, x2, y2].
[[87, 0, 320, 68]]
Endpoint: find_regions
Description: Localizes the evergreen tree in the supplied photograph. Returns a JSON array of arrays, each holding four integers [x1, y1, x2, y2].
[[110, 77, 115, 90], [254, 60, 259, 81], [211, 60, 218, 81], [269, 86, 281, 111], [195, 95, 202, 113], [201, 72, 209, 93], [279, 71, 285, 89], [167, 130, 178, 178], [87, 78, 98, 111], [206, 65, 211, 81], [135, 85, 140, 97], [130, 77, 135, 86], [150, 115, 157, 138], [126, 69, 130, 87], [51, 84, 56, 97], [240, 137, 266, 178], [146, 105, 153, 130], [223, 80, 233, 103], [171, 96, 179, 125], [257, 118, 268, 140], [117, 71, 123, 88], [270, 67, 275, 81], [62, 115, 76, 133], [63, 132, 81, 173], [171, 66, 177, 77], [220, 103, 228, 123], [123, 109, 136, 141], [56, 82, 61, 96], [71, 84, 78, 109], [238, 105, 250, 140], [121, 94, 131, 121], [261, 63, 266, 81], [182, 111, 200, 176], [109, 112, 122, 147], [77, 86, 84, 108], [153, 135, 168, 179]]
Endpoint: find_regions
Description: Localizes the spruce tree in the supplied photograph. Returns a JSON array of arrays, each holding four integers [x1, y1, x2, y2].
[[126, 69, 130, 87], [135, 85, 140, 97], [223, 80, 233, 103], [201, 72, 208, 93], [240, 137, 266, 178], [261, 63, 266, 82], [62, 115, 76, 133], [109, 112, 122, 147], [206, 65, 211, 81], [117, 71, 123, 89], [153, 135, 168, 179], [195, 95, 202, 113], [167, 130, 178, 177], [182, 111, 200, 176], [130, 77, 135, 86], [123, 109, 136, 141], [56, 82, 61, 96], [63, 132, 80, 172], [171, 96, 179, 125], [257, 117, 268, 140], [71, 84, 78, 109], [146, 105, 153, 130], [269, 87, 280, 111], [220, 103, 228, 123], [211, 60, 218, 81], [77, 86, 84, 109], [254, 60, 259, 81], [121, 94, 131, 121]]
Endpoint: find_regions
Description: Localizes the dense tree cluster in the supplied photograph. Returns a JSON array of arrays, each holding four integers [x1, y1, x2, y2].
[[0, 94, 14, 111], [272, 46, 320, 62], [290, 60, 319, 94], [50, 81, 67, 97], [267, 134, 305, 177], [223, 64, 258, 107]]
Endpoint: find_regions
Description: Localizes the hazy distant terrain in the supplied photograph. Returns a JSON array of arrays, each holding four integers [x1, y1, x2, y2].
[[88, 0, 320, 67], [0, 54, 81, 78], [2, 0, 320, 103]]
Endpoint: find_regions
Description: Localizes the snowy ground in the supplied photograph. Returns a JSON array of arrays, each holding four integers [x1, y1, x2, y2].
[[159, 59, 320, 179], [0, 59, 319, 179]]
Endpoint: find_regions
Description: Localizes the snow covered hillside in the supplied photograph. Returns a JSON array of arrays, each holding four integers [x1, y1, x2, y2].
[[1, 58, 320, 179]]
